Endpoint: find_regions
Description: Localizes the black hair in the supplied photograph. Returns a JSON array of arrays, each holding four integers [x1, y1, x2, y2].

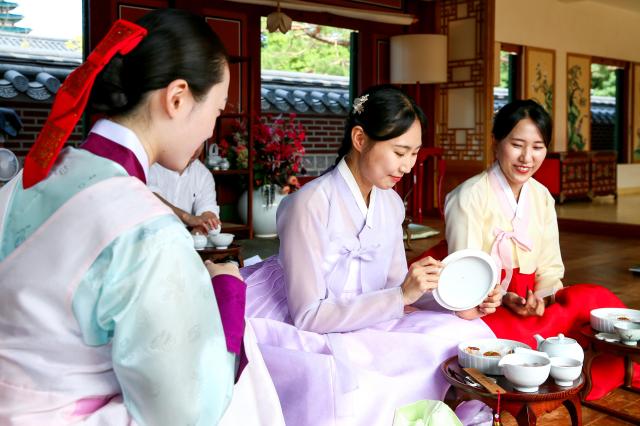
[[90, 8, 229, 116], [335, 84, 426, 164], [492, 99, 552, 147]]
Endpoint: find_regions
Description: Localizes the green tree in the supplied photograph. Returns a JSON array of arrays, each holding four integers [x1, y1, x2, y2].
[[261, 19, 351, 76], [499, 51, 509, 88], [591, 64, 617, 97]]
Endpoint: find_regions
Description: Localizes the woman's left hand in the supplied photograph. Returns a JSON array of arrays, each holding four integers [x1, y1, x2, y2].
[[205, 260, 242, 280], [477, 287, 503, 315], [455, 287, 502, 320]]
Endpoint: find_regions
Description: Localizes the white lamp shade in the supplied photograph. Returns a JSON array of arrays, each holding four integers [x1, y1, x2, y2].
[[390, 34, 448, 84]]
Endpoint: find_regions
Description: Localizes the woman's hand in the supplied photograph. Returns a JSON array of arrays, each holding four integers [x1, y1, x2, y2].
[[401, 256, 442, 306], [205, 260, 242, 280], [201, 211, 221, 229], [455, 286, 502, 320], [187, 212, 220, 234], [502, 289, 545, 317]]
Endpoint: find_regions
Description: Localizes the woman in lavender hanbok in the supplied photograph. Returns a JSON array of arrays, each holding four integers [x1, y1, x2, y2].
[[241, 85, 503, 426]]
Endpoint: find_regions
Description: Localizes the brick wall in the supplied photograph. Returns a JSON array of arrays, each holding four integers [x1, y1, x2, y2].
[[4, 102, 344, 176], [1, 101, 84, 162], [294, 115, 345, 175]]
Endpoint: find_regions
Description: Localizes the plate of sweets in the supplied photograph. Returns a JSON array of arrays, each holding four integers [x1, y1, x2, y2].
[[590, 308, 640, 333], [433, 249, 499, 311], [457, 338, 531, 375]]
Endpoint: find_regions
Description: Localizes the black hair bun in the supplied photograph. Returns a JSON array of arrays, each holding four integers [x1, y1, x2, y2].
[[90, 55, 129, 113]]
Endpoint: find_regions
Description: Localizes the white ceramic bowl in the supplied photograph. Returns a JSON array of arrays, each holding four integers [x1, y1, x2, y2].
[[209, 232, 234, 249], [613, 321, 640, 345], [193, 234, 207, 250], [590, 308, 640, 333], [208, 223, 222, 236], [458, 338, 531, 375], [550, 357, 582, 387], [435, 249, 498, 311], [499, 352, 551, 393]]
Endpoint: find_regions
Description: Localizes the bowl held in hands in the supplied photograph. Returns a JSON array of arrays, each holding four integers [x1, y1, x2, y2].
[[208, 223, 222, 236]]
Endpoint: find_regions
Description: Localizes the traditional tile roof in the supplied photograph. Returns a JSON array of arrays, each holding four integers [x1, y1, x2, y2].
[[261, 70, 350, 115], [493, 87, 615, 126], [0, 32, 81, 63], [0, 32, 80, 101]]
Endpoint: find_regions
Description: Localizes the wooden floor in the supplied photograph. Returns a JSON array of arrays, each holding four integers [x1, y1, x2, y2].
[[556, 194, 640, 226]]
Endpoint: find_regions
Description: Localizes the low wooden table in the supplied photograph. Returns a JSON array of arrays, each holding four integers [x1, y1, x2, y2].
[[195, 243, 243, 267], [580, 325, 640, 424], [441, 356, 584, 426]]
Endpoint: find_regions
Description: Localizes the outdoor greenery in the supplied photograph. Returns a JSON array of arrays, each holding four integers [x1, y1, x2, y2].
[[591, 64, 617, 97], [498, 52, 617, 98], [260, 18, 351, 76], [499, 51, 510, 88]]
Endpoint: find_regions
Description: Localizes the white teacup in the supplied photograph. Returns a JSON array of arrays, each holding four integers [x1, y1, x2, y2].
[[613, 321, 640, 345], [209, 232, 234, 249], [193, 233, 207, 250], [498, 348, 551, 392], [209, 223, 222, 236], [550, 357, 582, 386]]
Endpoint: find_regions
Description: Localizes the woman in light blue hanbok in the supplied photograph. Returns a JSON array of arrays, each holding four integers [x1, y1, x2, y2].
[[0, 10, 245, 425], [242, 85, 503, 426]]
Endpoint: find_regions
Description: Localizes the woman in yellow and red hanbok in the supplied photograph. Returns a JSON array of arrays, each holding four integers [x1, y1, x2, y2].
[[415, 99, 638, 400]]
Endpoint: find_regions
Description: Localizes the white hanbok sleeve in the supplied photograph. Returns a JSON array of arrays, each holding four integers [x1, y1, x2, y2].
[[277, 188, 404, 334], [444, 182, 486, 254], [76, 219, 235, 425], [192, 161, 219, 216], [534, 191, 564, 296]]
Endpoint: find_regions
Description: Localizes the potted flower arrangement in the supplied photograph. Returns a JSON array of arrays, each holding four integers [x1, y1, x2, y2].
[[221, 113, 306, 237]]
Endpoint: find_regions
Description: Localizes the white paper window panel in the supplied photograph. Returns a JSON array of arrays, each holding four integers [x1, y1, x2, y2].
[[448, 88, 476, 129]]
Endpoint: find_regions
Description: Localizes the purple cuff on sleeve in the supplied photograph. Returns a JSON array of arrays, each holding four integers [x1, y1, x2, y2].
[[211, 274, 246, 355]]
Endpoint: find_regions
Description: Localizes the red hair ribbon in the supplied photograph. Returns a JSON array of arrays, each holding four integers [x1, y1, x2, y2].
[[22, 19, 147, 189]]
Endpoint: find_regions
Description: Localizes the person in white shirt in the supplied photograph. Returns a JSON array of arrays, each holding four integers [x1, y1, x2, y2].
[[148, 143, 221, 233]]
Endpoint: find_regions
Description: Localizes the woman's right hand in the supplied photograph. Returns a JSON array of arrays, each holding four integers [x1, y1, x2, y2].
[[205, 260, 242, 280], [401, 256, 442, 305]]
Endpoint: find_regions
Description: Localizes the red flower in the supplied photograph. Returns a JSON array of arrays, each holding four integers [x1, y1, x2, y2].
[[222, 114, 307, 191]]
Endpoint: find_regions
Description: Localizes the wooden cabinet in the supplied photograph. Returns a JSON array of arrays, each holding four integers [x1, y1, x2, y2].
[[534, 151, 617, 203], [589, 151, 617, 198]]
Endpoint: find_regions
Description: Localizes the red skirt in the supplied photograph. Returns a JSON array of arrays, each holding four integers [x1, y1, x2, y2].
[[411, 240, 640, 400]]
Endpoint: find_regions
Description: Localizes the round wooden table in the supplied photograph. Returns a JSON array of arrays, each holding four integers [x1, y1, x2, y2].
[[580, 325, 640, 424], [195, 243, 243, 266], [441, 356, 584, 426]]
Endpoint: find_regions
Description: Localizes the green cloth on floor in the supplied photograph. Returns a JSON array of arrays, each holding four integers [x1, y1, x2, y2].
[[392, 400, 462, 426]]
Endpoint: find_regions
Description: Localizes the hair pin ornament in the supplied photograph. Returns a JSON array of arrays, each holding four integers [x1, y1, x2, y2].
[[353, 94, 369, 114]]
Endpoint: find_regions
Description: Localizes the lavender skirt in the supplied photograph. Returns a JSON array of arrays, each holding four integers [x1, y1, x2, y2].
[[241, 257, 495, 426]]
